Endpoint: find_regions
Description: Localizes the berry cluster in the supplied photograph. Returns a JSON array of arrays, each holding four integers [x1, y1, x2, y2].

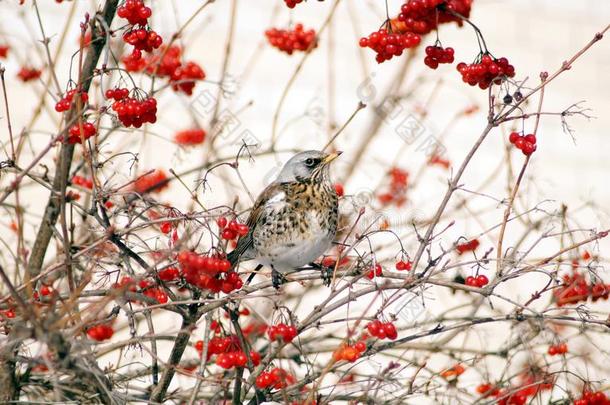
[[122, 51, 147, 72], [366, 263, 382, 279], [265, 23, 317, 55], [267, 323, 298, 343], [456, 238, 479, 255], [170, 61, 206, 95], [87, 324, 114, 341], [143, 45, 182, 76], [359, 29, 421, 63], [395, 260, 412, 271], [158, 267, 180, 281], [0, 44, 8, 58], [465, 274, 488, 287], [424, 45, 454, 69], [105, 87, 130, 101], [66, 121, 97, 144], [509, 132, 537, 156], [397, 0, 472, 35], [378, 167, 409, 206], [547, 342, 568, 356], [17, 67, 42, 82], [553, 272, 609, 307], [333, 341, 366, 363], [574, 391, 610, 405], [215, 350, 261, 369], [255, 367, 297, 389], [194, 335, 261, 367], [111, 95, 157, 128], [72, 175, 93, 189], [177, 250, 242, 293], [117, 0, 151, 26], [218, 217, 249, 240], [366, 320, 398, 340], [283, 0, 303, 8], [132, 169, 169, 194], [123, 29, 163, 54], [55, 89, 88, 112], [138, 279, 168, 304], [456, 55, 516, 89]]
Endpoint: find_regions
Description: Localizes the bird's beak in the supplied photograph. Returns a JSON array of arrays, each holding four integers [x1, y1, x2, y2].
[[322, 151, 342, 165]]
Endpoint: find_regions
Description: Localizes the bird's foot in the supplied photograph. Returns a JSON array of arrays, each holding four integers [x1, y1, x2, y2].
[[309, 262, 333, 287], [271, 268, 286, 290]]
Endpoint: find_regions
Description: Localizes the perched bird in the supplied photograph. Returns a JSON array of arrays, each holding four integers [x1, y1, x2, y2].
[[227, 150, 342, 288]]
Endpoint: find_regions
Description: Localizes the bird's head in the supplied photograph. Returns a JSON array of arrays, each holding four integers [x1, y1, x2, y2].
[[275, 150, 342, 183]]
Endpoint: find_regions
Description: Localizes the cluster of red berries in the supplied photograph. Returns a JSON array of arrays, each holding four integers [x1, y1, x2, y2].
[[547, 342, 568, 355], [395, 260, 412, 271], [105, 87, 130, 101], [194, 335, 261, 368], [424, 46, 454, 69], [366, 263, 382, 279], [87, 324, 114, 341], [0, 45, 8, 58], [55, 89, 88, 112], [333, 341, 366, 363], [132, 169, 169, 194], [177, 250, 242, 293], [509, 132, 537, 156], [574, 391, 610, 405], [267, 323, 298, 343], [117, 0, 151, 26], [215, 350, 261, 369], [378, 167, 409, 206], [158, 267, 180, 281], [366, 320, 398, 340], [456, 238, 479, 254], [65, 122, 97, 144], [359, 29, 421, 63], [255, 367, 297, 389], [123, 29, 163, 54], [217, 217, 249, 240], [456, 55, 516, 89], [170, 61, 206, 95], [465, 274, 489, 287], [265, 23, 317, 55], [110, 95, 157, 128], [142, 45, 182, 76], [17, 67, 41, 82], [72, 175, 93, 189], [138, 279, 168, 304], [283, 0, 304, 8], [122, 51, 147, 72], [397, 0, 472, 35], [553, 272, 609, 307]]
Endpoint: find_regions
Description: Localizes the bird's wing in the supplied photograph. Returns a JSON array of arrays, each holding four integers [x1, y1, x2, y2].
[[227, 183, 286, 266]]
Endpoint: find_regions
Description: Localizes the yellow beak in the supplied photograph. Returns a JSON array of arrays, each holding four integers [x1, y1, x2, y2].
[[322, 151, 343, 164]]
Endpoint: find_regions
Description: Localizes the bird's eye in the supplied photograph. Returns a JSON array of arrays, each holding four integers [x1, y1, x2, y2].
[[305, 158, 316, 167]]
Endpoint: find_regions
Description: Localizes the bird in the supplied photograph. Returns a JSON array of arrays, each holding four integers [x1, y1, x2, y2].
[[227, 150, 342, 288]]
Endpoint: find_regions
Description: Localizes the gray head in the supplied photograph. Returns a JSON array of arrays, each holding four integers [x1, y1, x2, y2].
[[275, 150, 342, 183]]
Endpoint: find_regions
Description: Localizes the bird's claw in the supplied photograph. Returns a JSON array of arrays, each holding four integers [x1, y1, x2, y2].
[[309, 262, 333, 287], [271, 269, 286, 290]]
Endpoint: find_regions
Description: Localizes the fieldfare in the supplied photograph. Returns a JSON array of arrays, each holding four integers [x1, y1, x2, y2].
[[227, 150, 342, 288]]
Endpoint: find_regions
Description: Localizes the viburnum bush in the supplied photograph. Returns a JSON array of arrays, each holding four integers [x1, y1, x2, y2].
[[0, 1, 608, 404]]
